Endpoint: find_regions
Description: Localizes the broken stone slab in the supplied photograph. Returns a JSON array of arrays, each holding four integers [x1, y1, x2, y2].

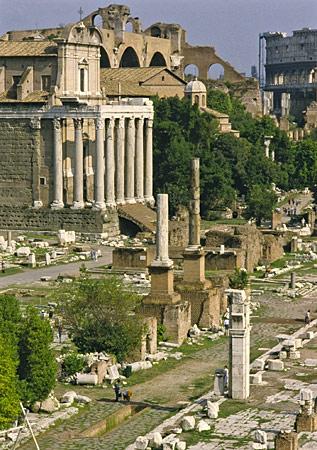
[[127, 361, 152, 373], [181, 416, 195, 431], [162, 434, 179, 450], [267, 359, 284, 371], [289, 350, 301, 359], [60, 391, 77, 405], [134, 436, 149, 450], [107, 364, 120, 380], [145, 352, 168, 362], [148, 431, 163, 449], [75, 395, 91, 404], [40, 397, 60, 413], [168, 352, 183, 360], [304, 359, 317, 367], [206, 400, 219, 419], [250, 372, 263, 385], [16, 246, 31, 257], [196, 420, 210, 432], [305, 331, 315, 340], [188, 324, 201, 337], [300, 388, 313, 403], [76, 373, 98, 385], [176, 442, 186, 450], [279, 351, 288, 360]]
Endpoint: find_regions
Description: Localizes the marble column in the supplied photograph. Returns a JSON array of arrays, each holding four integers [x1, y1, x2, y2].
[[51, 118, 64, 209], [144, 118, 154, 205], [125, 117, 135, 203], [188, 158, 200, 248], [115, 117, 125, 204], [94, 118, 106, 209], [105, 117, 116, 207], [72, 118, 84, 209], [135, 117, 144, 202], [152, 194, 172, 267]]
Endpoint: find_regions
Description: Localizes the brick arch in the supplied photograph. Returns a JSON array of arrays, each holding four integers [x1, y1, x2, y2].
[[149, 52, 167, 67], [119, 46, 140, 67], [182, 45, 244, 82]]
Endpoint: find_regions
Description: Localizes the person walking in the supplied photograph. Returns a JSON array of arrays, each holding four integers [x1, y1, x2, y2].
[[305, 310, 311, 325], [114, 381, 121, 402]]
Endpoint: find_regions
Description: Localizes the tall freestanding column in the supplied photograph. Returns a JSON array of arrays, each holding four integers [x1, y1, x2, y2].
[[144, 118, 154, 205], [30, 117, 42, 208], [135, 117, 144, 202], [94, 118, 106, 209], [183, 158, 205, 283], [228, 289, 250, 400], [51, 118, 64, 209], [72, 118, 84, 208], [105, 117, 116, 207], [115, 117, 125, 204], [125, 117, 135, 203]]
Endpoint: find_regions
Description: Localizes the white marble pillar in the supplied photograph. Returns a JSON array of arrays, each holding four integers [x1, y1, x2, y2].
[[152, 194, 172, 267], [94, 118, 106, 209], [72, 118, 84, 209], [105, 117, 116, 207], [115, 117, 125, 204], [144, 118, 154, 205], [135, 117, 144, 202], [125, 117, 135, 203], [51, 118, 64, 209]]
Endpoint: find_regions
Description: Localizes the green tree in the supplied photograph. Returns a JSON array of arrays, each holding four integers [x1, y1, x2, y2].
[[54, 276, 144, 362], [245, 184, 277, 226], [18, 307, 56, 405], [0, 294, 21, 345]]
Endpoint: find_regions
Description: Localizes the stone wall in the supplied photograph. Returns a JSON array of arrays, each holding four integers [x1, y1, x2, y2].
[[112, 246, 155, 270], [0, 206, 119, 235], [0, 119, 35, 206]]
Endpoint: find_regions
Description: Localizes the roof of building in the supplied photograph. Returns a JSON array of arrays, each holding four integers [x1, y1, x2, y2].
[[101, 79, 154, 97], [0, 90, 49, 103], [184, 78, 207, 94], [0, 41, 57, 57], [100, 67, 186, 84]]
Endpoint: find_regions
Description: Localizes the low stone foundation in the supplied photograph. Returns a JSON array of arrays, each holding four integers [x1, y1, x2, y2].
[[0, 206, 119, 236]]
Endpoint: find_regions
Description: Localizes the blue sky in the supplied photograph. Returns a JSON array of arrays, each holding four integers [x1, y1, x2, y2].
[[1, 0, 316, 74]]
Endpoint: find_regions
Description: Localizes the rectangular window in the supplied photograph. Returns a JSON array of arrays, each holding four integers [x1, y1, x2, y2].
[[41, 75, 51, 91], [40, 177, 46, 186], [80, 68, 85, 92]]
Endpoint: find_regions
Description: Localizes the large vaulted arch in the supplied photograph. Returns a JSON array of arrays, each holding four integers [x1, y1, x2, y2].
[[149, 52, 167, 67], [100, 47, 111, 68], [119, 47, 140, 68]]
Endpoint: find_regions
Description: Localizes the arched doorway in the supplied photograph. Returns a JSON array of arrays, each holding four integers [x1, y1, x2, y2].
[[119, 47, 140, 67], [149, 52, 167, 67], [208, 63, 225, 80], [100, 47, 111, 68], [184, 64, 199, 80]]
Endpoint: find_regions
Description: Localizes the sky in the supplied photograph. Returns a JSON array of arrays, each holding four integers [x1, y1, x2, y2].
[[0, 0, 316, 75]]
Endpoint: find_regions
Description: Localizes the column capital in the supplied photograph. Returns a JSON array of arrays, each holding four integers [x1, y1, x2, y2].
[[146, 118, 153, 128], [107, 117, 115, 128], [95, 117, 105, 130], [118, 116, 125, 128], [30, 117, 41, 130], [73, 118, 83, 130], [127, 116, 135, 128], [136, 117, 144, 128], [53, 118, 62, 130]]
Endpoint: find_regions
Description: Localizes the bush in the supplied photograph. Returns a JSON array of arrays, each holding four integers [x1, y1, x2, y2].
[[229, 269, 249, 289], [62, 353, 85, 377]]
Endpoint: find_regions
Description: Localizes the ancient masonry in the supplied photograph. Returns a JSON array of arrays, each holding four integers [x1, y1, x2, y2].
[[142, 194, 191, 345], [227, 289, 250, 400], [176, 158, 222, 328]]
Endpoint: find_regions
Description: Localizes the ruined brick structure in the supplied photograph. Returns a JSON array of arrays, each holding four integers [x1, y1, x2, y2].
[[263, 29, 317, 125]]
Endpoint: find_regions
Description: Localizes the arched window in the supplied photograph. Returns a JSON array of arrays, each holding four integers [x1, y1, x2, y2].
[[149, 52, 167, 67], [92, 14, 103, 28], [100, 47, 111, 68], [80, 68, 85, 92], [119, 47, 140, 67], [202, 94, 206, 107], [208, 64, 225, 80], [194, 95, 200, 105]]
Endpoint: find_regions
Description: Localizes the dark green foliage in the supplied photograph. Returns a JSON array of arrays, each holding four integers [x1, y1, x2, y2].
[[54, 276, 145, 362], [0, 335, 20, 430], [0, 295, 21, 346], [18, 307, 56, 405], [245, 184, 278, 225], [229, 269, 249, 289], [62, 352, 85, 377]]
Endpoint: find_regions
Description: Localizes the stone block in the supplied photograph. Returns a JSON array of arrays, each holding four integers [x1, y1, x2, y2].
[[300, 388, 313, 402], [206, 400, 219, 418], [75, 394, 91, 404], [250, 372, 262, 384], [306, 331, 315, 340], [279, 351, 288, 359], [176, 442, 186, 450], [289, 350, 300, 360], [162, 434, 179, 450], [149, 432, 163, 449], [16, 246, 31, 256], [76, 373, 98, 385], [40, 396, 60, 413], [253, 429, 267, 444], [107, 364, 120, 380], [135, 436, 149, 450], [267, 359, 284, 371], [60, 391, 77, 405], [253, 359, 265, 370], [181, 416, 195, 431], [196, 420, 210, 432]]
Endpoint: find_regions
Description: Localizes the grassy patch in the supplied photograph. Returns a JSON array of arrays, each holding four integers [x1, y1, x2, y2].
[[180, 374, 214, 401], [250, 338, 276, 362], [201, 218, 247, 229], [218, 400, 250, 418], [0, 267, 23, 277], [182, 429, 214, 446]]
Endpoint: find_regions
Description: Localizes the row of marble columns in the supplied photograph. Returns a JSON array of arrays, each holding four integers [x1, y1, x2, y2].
[[51, 116, 153, 209]]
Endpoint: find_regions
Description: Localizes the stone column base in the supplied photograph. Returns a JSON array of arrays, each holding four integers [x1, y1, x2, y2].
[[50, 200, 64, 209], [71, 201, 85, 209], [183, 246, 205, 283], [93, 202, 106, 210]]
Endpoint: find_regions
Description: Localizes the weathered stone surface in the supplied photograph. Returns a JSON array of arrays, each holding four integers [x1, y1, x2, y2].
[[75, 394, 91, 404], [60, 391, 77, 405], [176, 442, 186, 450], [253, 429, 268, 444], [148, 431, 163, 448], [206, 400, 219, 419], [196, 420, 211, 432], [16, 246, 31, 256], [107, 364, 120, 380], [76, 373, 98, 385], [40, 397, 60, 413], [250, 372, 263, 385], [253, 359, 265, 370], [267, 359, 284, 371], [181, 415, 195, 431], [135, 436, 149, 450]]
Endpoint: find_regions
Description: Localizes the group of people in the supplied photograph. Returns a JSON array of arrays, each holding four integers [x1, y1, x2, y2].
[[114, 381, 132, 402]]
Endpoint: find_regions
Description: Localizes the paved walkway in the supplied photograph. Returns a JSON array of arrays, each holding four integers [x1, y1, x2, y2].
[[0, 249, 113, 288]]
